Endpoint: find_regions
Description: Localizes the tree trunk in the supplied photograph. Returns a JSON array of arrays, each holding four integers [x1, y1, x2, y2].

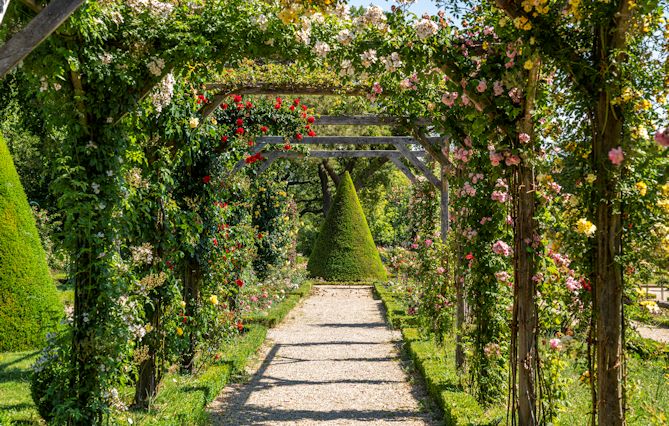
[[181, 257, 201, 373], [134, 301, 161, 406], [593, 89, 625, 426], [512, 57, 540, 425], [318, 163, 332, 215]]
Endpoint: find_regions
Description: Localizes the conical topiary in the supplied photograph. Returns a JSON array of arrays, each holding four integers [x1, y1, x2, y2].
[[0, 134, 61, 351], [308, 171, 387, 281]]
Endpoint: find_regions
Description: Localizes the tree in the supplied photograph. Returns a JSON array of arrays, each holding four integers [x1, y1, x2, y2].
[[308, 171, 387, 281]]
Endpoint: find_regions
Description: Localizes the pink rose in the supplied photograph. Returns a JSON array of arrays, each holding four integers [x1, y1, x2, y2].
[[492, 240, 512, 257], [495, 271, 510, 282], [608, 147, 624, 165], [566, 277, 581, 292], [491, 190, 508, 203], [436, 266, 445, 274], [372, 82, 383, 94], [518, 133, 531, 144], [493, 81, 504, 96], [476, 80, 487, 93], [505, 155, 521, 166], [654, 128, 669, 147], [549, 338, 561, 350], [425, 239, 433, 247], [490, 151, 503, 166]]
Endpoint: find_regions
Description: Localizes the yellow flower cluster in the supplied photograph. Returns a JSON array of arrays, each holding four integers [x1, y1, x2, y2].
[[576, 218, 597, 237], [636, 181, 647, 196], [521, 0, 549, 15], [513, 16, 533, 31], [210, 295, 219, 305], [568, 0, 582, 20]]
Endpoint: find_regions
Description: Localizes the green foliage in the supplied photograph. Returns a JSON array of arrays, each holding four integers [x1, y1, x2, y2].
[[307, 172, 387, 281], [0, 135, 62, 352], [243, 280, 313, 328]]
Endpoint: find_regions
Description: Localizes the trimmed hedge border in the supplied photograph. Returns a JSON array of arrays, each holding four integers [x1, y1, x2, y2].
[[373, 282, 504, 426], [127, 280, 314, 425]]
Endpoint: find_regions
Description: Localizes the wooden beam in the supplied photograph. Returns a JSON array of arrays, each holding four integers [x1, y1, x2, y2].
[[271, 150, 407, 159], [205, 83, 366, 97], [255, 156, 276, 175], [315, 115, 431, 127], [257, 136, 438, 145], [411, 125, 450, 166], [394, 143, 441, 188], [389, 157, 417, 184], [199, 92, 228, 119], [0, 0, 85, 78]]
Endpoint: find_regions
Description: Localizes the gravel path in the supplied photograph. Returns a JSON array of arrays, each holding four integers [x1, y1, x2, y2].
[[209, 285, 437, 426], [633, 321, 669, 344]]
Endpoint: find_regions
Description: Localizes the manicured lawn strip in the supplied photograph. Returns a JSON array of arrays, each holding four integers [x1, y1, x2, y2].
[[0, 351, 41, 424], [374, 282, 504, 426], [128, 279, 313, 425]]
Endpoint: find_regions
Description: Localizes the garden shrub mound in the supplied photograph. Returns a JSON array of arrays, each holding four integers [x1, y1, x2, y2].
[[308, 171, 387, 281], [0, 134, 61, 351]]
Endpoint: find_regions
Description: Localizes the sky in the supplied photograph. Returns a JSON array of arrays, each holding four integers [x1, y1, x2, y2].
[[345, 0, 441, 16]]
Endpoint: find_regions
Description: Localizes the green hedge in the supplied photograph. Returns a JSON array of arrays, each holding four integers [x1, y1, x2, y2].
[[0, 134, 61, 351], [374, 282, 504, 426], [307, 172, 387, 281]]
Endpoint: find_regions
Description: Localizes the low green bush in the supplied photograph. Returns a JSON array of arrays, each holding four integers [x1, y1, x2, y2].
[[373, 282, 504, 426]]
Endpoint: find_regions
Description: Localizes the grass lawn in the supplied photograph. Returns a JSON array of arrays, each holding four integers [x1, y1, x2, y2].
[[0, 351, 41, 424]]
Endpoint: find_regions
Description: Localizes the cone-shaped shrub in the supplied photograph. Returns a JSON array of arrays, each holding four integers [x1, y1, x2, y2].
[[308, 171, 387, 281], [0, 134, 61, 351]]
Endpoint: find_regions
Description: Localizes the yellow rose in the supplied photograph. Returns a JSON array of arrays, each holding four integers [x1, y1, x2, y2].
[[523, 59, 534, 70], [189, 117, 199, 128], [145, 324, 153, 333], [176, 327, 184, 336], [636, 181, 647, 196], [661, 183, 669, 197], [585, 174, 597, 184], [210, 295, 219, 305], [180, 300, 186, 308], [576, 218, 597, 237]]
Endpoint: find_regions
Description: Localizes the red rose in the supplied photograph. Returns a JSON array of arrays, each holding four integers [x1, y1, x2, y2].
[[248, 140, 254, 147], [220, 103, 228, 110], [236, 118, 243, 126], [260, 125, 268, 133], [236, 127, 244, 135], [274, 103, 281, 110], [197, 94, 207, 104], [276, 97, 282, 103], [212, 238, 218, 247], [245, 101, 253, 109], [233, 94, 242, 103], [293, 98, 300, 105], [221, 135, 228, 143], [203, 175, 211, 184], [236, 279, 244, 288], [237, 321, 244, 332], [236, 103, 243, 110], [308, 130, 316, 137], [301, 104, 308, 111], [295, 133, 303, 140], [182, 316, 188, 323], [257, 233, 263, 239], [284, 144, 291, 150], [465, 252, 474, 260], [307, 116, 315, 124], [289, 105, 295, 111]]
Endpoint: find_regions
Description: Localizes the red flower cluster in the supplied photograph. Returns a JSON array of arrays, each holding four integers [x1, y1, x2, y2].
[[245, 153, 264, 164], [284, 144, 292, 150], [232, 94, 242, 103], [202, 175, 211, 184], [260, 125, 269, 133], [236, 279, 244, 288], [196, 94, 208, 104]]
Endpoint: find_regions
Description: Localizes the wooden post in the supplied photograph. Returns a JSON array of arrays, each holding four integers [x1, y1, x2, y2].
[[0, 0, 85, 78]]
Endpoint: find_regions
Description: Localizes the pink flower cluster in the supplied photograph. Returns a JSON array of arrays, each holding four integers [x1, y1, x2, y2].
[[608, 147, 624, 165], [655, 128, 669, 147], [492, 240, 512, 257], [453, 146, 473, 163], [441, 91, 459, 107], [495, 271, 511, 283], [491, 190, 508, 203]]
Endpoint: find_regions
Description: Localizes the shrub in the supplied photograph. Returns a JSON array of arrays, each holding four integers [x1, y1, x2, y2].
[[0, 134, 62, 351], [307, 172, 387, 281]]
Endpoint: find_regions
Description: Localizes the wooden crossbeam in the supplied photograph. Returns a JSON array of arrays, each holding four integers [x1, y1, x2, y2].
[[266, 150, 409, 159], [389, 157, 417, 184], [205, 83, 365, 97], [257, 136, 439, 145], [315, 115, 431, 126], [0, 0, 85, 78], [394, 142, 441, 188]]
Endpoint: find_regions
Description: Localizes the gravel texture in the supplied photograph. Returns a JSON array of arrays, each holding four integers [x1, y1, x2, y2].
[[209, 285, 436, 425]]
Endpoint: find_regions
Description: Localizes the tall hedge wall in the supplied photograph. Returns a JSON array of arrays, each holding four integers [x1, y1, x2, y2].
[[0, 134, 61, 351]]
